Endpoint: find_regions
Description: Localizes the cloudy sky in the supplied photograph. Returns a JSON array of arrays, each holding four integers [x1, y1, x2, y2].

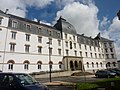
[[0, 0, 120, 60]]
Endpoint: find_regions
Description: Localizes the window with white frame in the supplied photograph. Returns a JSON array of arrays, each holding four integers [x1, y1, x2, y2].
[[58, 40, 61, 46], [10, 43, 16, 52], [65, 41, 68, 47], [80, 51, 82, 57], [8, 63, 13, 70], [92, 62, 94, 68], [26, 24, 31, 30], [79, 44, 81, 49], [66, 49, 69, 56], [11, 31, 17, 39], [95, 53, 97, 58], [38, 46, 42, 54], [86, 62, 89, 68], [12, 21, 17, 28], [85, 52, 88, 57], [74, 50, 77, 56], [90, 53, 93, 58], [26, 34, 30, 41], [74, 43, 76, 49], [25, 45, 30, 53], [0, 17, 3, 25], [38, 36, 42, 43], [24, 63, 29, 70], [58, 49, 61, 55]]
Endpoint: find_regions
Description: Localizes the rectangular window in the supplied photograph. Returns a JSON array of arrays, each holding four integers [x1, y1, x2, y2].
[[79, 44, 81, 49], [10, 43, 16, 52], [49, 38, 52, 45], [58, 40, 61, 46], [106, 54, 109, 59], [85, 45, 87, 50], [90, 53, 93, 58], [109, 42, 112, 47], [38, 46, 42, 54], [73, 35, 75, 41], [65, 33, 67, 39], [95, 53, 97, 58], [104, 43, 107, 47], [90, 46, 92, 51], [110, 48, 113, 52], [74, 50, 77, 56], [94, 47, 96, 51], [0, 17, 3, 25], [99, 54, 101, 58], [85, 52, 88, 57], [26, 34, 30, 41], [80, 51, 82, 57], [24, 64, 29, 70], [49, 48, 52, 55], [11, 31, 17, 39], [74, 43, 76, 49], [12, 21, 17, 28], [65, 41, 68, 47], [111, 54, 114, 58], [25, 45, 30, 53], [66, 49, 69, 56], [8, 64, 13, 70], [38, 36, 42, 43], [58, 49, 61, 55], [49, 30, 52, 36], [105, 48, 108, 53], [26, 24, 31, 30], [38, 27, 42, 33]]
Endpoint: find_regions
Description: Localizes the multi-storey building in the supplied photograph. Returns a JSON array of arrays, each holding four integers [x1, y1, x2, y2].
[[0, 10, 117, 73]]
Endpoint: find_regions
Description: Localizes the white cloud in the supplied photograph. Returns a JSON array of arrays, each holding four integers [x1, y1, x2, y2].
[[0, 0, 54, 17], [24, 0, 54, 8], [0, 0, 26, 17], [55, 1, 99, 37], [109, 17, 120, 60]]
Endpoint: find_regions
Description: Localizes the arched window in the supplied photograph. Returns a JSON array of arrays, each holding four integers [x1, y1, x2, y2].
[[92, 62, 94, 68], [49, 61, 53, 69], [107, 62, 111, 67], [58, 61, 63, 69], [23, 60, 30, 70], [7, 60, 15, 70], [86, 62, 89, 68], [37, 61, 42, 70], [112, 62, 116, 67], [96, 62, 98, 67], [100, 62, 102, 67]]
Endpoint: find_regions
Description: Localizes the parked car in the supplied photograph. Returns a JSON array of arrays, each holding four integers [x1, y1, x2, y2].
[[95, 70, 116, 78], [107, 69, 120, 76], [0, 72, 49, 90]]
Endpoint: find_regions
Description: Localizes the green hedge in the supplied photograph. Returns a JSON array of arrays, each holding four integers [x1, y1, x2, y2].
[[76, 77, 120, 90], [76, 83, 98, 90]]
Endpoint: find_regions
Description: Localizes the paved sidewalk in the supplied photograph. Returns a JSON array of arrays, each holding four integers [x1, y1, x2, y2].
[[44, 81, 75, 86]]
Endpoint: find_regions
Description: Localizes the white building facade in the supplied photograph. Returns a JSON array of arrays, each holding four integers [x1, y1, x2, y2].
[[0, 10, 118, 73]]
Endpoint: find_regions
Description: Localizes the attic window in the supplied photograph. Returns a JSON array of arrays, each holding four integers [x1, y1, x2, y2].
[[0, 17, 3, 25], [26, 24, 31, 30]]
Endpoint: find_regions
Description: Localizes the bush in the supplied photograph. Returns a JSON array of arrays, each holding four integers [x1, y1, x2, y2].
[[76, 83, 98, 90]]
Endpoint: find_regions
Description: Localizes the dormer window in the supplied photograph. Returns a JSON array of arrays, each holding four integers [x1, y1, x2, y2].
[[12, 21, 17, 28], [26, 24, 31, 30], [0, 17, 3, 25]]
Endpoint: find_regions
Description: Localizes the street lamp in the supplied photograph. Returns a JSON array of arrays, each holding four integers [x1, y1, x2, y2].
[[46, 41, 52, 82]]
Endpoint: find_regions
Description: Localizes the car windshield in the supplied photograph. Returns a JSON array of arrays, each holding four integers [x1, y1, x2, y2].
[[15, 74, 37, 86]]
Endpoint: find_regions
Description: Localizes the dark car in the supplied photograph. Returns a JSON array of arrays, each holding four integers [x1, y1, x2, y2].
[[95, 70, 116, 78], [107, 69, 120, 76], [0, 72, 49, 90]]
